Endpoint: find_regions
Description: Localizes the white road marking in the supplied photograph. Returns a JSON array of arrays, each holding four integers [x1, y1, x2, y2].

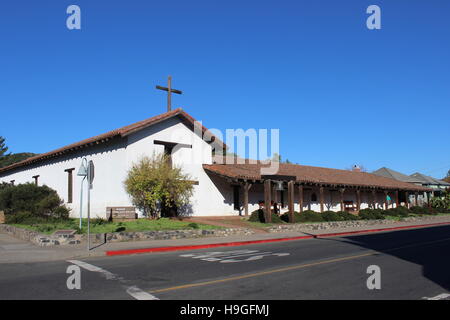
[[423, 293, 450, 300], [67, 260, 121, 280], [67, 260, 159, 300], [126, 286, 159, 300], [180, 250, 259, 258], [180, 250, 290, 263]]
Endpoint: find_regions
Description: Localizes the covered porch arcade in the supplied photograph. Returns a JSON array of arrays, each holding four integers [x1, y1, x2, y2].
[[203, 163, 431, 222]]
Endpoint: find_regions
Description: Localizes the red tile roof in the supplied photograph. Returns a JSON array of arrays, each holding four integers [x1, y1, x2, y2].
[[203, 163, 430, 191], [0, 108, 222, 174]]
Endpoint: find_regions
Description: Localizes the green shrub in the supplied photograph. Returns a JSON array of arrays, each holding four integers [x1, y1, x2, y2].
[[336, 211, 360, 221], [124, 153, 194, 218], [280, 211, 302, 223], [322, 211, 344, 222], [409, 206, 428, 215], [50, 205, 70, 219], [358, 208, 385, 220], [296, 210, 325, 222], [385, 206, 411, 217], [36, 194, 62, 215], [5, 211, 36, 224], [0, 182, 10, 191], [0, 183, 65, 217], [188, 223, 199, 229], [249, 209, 283, 223], [115, 226, 126, 232], [430, 191, 450, 211], [91, 217, 107, 226]]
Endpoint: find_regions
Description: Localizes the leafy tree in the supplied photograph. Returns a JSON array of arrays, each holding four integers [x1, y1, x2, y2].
[[0, 152, 37, 168], [0, 136, 8, 157], [429, 189, 450, 211], [0, 183, 69, 218], [124, 153, 194, 218], [0, 137, 37, 168]]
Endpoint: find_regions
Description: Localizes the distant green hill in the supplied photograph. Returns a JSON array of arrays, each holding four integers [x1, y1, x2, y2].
[[0, 152, 38, 168]]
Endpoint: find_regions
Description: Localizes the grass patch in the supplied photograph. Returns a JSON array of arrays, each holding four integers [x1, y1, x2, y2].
[[11, 218, 221, 235]]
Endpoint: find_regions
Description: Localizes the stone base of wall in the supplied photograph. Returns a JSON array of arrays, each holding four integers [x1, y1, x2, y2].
[[90, 228, 255, 243], [0, 224, 82, 246], [0, 224, 254, 246], [1, 215, 446, 246], [267, 215, 447, 233]]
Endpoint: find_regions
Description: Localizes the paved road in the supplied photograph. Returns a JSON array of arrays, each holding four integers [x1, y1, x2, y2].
[[1, 225, 450, 300]]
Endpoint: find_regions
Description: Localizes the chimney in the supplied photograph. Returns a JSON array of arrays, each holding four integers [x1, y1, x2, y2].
[[352, 165, 361, 172]]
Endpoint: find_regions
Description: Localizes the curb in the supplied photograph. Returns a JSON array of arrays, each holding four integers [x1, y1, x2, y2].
[[105, 221, 450, 257]]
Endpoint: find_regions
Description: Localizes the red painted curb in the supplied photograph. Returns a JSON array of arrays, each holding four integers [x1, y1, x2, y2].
[[105, 235, 314, 256], [105, 221, 450, 257]]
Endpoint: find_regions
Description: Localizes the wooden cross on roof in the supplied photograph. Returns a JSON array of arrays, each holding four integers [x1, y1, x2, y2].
[[156, 76, 182, 112]]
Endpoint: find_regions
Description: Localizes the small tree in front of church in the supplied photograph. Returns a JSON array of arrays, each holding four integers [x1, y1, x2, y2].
[[124, 153, 194, 219]]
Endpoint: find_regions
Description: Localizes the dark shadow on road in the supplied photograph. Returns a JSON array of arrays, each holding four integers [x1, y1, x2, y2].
[[321, 225, 450, 292]]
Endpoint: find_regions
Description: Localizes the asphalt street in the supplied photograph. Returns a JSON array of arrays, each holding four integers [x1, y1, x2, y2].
[[1, 225, 450, 300]]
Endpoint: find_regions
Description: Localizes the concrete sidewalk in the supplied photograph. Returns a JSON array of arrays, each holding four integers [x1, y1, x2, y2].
[[1, 215, 450, 263]]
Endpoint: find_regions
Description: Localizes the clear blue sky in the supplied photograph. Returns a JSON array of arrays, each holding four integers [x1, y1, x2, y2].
[[1, 0, 449, 178]]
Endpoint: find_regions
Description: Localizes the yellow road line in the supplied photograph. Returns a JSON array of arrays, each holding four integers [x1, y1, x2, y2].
[[149, 251, 375, 294], [149, 236, 450, 294]]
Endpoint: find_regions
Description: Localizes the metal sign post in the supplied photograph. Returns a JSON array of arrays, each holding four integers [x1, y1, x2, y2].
[[77, 158, 94, 252], [77, 158, 88, 230], [87, 160, 94, 251]]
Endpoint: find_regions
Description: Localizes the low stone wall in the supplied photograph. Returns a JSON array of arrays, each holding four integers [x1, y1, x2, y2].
[[1, 215, 446, 246], [91, 227, 255, 243], [0, 224, 81, 246], [267, 215, 447, 233], [0, 224, 254, 246]]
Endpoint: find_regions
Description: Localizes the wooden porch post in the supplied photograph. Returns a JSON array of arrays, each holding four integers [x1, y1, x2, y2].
[[340, 188, 345, 212], [405, 191, 409, 208], [415, 192, 418, 207], [243, 182, 252, 216], [298, 185, 304, 213], [356, 189, 361, 212], [395, 190, 399, 208], [264, 180, 272, 223], [384, 191, 389, 210], [372, 190, 376, 209], [288, 181, 295, 223], [272, 182, 278, 214], [319, 186, 324, 213]]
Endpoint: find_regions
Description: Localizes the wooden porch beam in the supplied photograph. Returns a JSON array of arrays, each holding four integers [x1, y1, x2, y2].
[[340, 188, 345, 212], [288, 181, 295, 223], [356, 189, 361, 212], [264, 180, 272, 223], [298, 185, 304, 213], [372, 190, 376, 209], [395, 190, 399, 208], [319, 186, 324, 213], [243, 182, 253, 216], [384, 190, 389, 210], [405, 191, 409, 208]]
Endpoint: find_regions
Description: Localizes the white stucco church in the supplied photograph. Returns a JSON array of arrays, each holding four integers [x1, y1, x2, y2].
[[0, 108, 429, 220]]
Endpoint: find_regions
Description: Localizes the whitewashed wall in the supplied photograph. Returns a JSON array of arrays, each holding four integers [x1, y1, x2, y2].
[[0, 139, 129, 219], [0, 117, 233, 218], [0, 115, 404, 218]]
